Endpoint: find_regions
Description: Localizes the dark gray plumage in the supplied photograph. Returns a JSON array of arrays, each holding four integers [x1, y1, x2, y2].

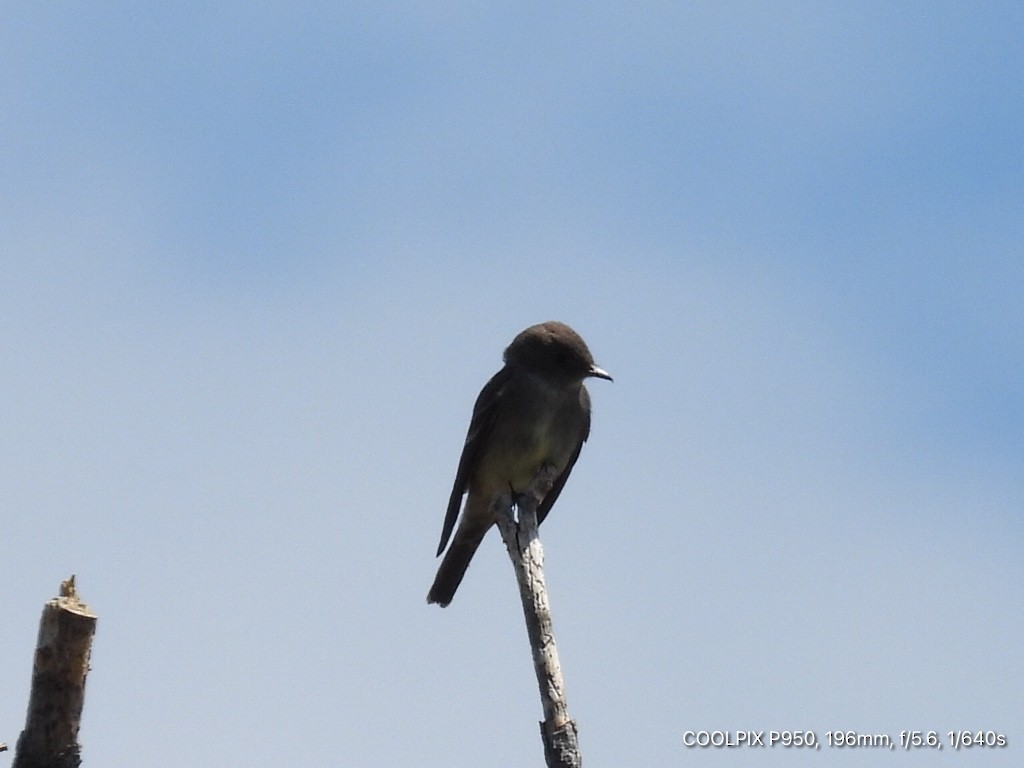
[[428, 321, 611, 607]]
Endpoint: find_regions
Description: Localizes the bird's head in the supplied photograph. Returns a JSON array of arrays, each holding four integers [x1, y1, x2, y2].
[[504, 321, 612, 384]]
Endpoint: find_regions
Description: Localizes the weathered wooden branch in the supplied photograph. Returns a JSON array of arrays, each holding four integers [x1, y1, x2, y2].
[[492, 465, 583, 768], [13, 576, 97, 768]]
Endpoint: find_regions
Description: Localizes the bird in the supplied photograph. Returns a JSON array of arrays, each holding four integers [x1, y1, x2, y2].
[[428, 321, 611, 607]]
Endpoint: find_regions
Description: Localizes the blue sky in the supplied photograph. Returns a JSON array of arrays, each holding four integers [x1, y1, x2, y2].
[[3, 3, 1021, 766]]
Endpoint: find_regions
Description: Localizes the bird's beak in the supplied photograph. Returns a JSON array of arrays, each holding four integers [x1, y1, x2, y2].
[[588, 365, 613, 382]]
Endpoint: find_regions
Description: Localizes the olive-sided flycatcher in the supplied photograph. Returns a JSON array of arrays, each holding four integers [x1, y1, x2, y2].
[[428, 321, 611, 607]]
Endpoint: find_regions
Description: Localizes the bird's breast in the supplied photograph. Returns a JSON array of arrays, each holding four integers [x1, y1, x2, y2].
[[472, 380, 585, 494]]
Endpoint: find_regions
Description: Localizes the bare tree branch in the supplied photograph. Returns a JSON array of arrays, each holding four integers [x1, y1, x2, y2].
[[493, 465, 583, 768]]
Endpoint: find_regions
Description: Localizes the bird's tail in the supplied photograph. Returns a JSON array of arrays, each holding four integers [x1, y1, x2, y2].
[[427, 519, 491, 607]]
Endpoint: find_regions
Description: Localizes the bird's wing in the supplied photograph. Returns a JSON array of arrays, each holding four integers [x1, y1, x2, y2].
[[537, 387, 592, 526], [435, 366, 512, 556]]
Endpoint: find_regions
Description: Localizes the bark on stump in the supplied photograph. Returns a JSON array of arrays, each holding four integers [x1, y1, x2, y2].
[[13, 576, 97, 768]]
